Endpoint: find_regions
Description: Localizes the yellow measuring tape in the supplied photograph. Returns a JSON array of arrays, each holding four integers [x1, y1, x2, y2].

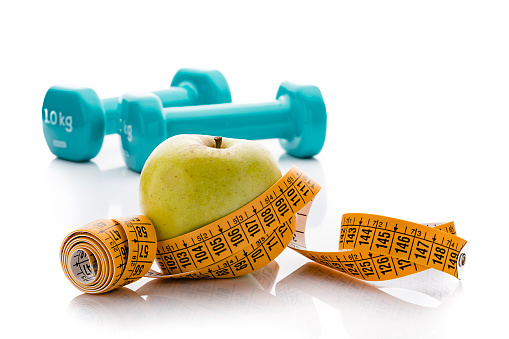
[[60, 166, 470, 294]]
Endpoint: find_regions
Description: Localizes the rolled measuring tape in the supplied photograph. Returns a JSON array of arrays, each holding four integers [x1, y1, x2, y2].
[[60, 166, 470, 294]]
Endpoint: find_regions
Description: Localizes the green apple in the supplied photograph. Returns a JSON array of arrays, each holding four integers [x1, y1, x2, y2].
[[139, 134, 282, 241]]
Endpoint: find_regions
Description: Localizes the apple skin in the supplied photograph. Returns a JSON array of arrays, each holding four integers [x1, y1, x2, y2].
[[139, 134, 282, 241]]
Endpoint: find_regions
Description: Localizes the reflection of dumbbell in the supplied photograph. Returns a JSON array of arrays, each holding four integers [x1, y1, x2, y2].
[[120, 82, 327, 172], [42, 69, 232, 162], [46, 159, 141, 228]]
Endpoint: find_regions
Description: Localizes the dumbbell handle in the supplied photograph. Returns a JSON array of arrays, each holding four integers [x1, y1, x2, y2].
[[103, 97, 121, 135], [105, 87, 196, 135], [163, 95, 293, 141]]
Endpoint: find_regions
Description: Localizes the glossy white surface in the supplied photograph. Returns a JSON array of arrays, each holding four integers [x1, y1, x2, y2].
[[1, 1, 507, 338]]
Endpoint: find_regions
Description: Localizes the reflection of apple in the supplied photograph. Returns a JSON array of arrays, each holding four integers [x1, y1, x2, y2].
[[139, 134, 282, 241]]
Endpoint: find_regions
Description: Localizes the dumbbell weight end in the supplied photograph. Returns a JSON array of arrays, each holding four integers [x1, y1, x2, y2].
[[276, 81, 327, 158]]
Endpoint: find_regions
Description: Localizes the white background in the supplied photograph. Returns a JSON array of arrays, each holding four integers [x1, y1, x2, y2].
[[1, 1, 507, 338]]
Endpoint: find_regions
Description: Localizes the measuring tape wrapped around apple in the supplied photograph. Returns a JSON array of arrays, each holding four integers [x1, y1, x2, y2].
[[60, 135, 470, 294]]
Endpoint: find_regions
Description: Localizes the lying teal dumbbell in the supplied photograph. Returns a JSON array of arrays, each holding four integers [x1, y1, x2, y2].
[[120, 81, 327, 172], [42, 68, 231, 162]]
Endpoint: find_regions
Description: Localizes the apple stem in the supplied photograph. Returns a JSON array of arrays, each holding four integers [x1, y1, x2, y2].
[[214, 136, 223, 148]]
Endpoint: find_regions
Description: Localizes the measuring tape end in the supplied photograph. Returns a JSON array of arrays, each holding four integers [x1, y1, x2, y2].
[[456, 242, 470, 280]]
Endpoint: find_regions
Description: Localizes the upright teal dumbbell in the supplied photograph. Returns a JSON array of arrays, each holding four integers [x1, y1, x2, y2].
[[42, 69, 231, 162], [120, 81, 327, 172]]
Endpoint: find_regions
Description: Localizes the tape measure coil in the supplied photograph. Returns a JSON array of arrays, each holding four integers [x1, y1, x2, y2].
[[60, 166, 470, 294]]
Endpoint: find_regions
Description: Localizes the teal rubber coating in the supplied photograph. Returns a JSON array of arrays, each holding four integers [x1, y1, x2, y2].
[[42, 68, 231, 162], [120, 81, 327, 173]]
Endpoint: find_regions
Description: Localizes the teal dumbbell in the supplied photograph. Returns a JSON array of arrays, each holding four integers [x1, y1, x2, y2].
[[42, 68, 231, 162], [120, 81, 327, 172]]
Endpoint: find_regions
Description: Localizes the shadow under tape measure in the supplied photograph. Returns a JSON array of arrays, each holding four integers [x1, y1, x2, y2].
[[66, 261, 319, 338], [67, 259, 462, 339], [275, 262, 462, 339]]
